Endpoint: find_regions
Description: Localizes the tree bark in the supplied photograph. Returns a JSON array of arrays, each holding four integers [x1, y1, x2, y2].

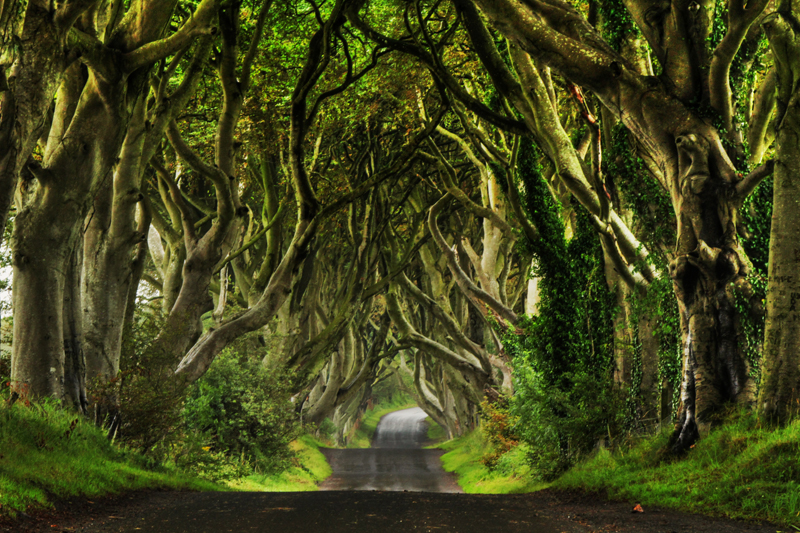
[[758, 8, 800, 424], [82, 97, 148, 388]]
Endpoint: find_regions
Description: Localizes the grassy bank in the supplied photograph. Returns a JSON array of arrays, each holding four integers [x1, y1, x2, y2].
[[425, 417, 447, 443], [0, 402, 222, 518], [438, 430, 545, 494], [554, 413, 800, 526], [345, 397, 417, 448], [229, 435, 331, 491]]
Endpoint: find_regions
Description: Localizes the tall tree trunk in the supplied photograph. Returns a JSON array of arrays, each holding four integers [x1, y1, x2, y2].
[[11, 177, 84, 399], [605, 259, 633, 388], [668, 133, 758, 450], [638, 315, 660, 424], [11, 76, 124, 400], [0, 3, 69, 249], [758, 8, 800, 424], [82, 98, 149, 422]]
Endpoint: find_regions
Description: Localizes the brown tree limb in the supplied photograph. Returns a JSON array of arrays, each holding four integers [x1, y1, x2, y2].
[[709, 0, 770, 133], [428, 194, 519, 326], [736, 159, 774, 201]]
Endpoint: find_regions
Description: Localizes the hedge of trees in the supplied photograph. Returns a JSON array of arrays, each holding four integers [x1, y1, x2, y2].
[[1, 0, 798, 470]]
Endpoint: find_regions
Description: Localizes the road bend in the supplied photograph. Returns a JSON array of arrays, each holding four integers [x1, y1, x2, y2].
[[319, 406, 461, 493]]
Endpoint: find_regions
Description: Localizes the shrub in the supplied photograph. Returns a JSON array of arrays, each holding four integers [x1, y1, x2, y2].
[[512, 368, 626, 480], [479, 396, 519, 469], [88, 311, 187, 456], [183, 334, 300, 476]]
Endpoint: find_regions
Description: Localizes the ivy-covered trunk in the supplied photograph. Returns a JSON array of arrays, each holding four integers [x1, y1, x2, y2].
[[758, 8, 800, 424], [467, 0, 772, 449]]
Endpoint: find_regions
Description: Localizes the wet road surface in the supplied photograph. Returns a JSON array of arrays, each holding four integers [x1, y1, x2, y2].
[[6, 489, 782, 533], [319, 407, 461, 492], [4, 407, 782, 532]]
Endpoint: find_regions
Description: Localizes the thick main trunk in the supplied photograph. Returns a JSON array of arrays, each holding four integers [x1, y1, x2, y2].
[[669, 211, 756, 449], [11, 195, 80, 399], [11, 78, 125, 400], [758, 11, 800, 424], [0, 6, 68, 248], [82, 105, 148, 387], [666, 131, 758, 450]]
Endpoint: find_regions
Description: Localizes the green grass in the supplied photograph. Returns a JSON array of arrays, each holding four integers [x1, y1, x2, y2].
[[425, 417, 447, 443], [438, 430, 547, 494], [0, 401, 223, 518], [554, 412, 800, 527], [228, 435, 331, 492], [345, 397, 417, 448]]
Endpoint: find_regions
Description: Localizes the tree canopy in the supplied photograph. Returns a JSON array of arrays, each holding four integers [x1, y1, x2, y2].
[[1, 0, 798, 465]]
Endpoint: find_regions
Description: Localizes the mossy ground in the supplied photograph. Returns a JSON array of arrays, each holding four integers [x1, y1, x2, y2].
[[554, 413, 800, 527], [436, 410, 799, 527], [228, 435, 331, 492], [0, 401, 224, 518], [437, 430, 546, 494]]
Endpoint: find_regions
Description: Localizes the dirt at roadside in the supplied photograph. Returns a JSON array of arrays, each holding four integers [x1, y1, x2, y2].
[[0, 488, 782, 533]]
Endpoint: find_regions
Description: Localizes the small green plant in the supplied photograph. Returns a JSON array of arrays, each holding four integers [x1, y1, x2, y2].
[[479, 396, 519, 469]]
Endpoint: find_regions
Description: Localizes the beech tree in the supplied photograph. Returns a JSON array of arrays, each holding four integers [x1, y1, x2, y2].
[[4, 0, 800, 465], [453, 0, 782, 449], [8, 0, 219, 406]]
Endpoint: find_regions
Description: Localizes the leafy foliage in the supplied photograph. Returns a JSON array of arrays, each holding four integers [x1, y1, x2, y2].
[[505, 138, 622, 479], [90, 312, 188, 456], [89, 310, 300, 482], [607, 124, 675, 251], [183, 335, 300, 476], [479, 396, 518, 469]]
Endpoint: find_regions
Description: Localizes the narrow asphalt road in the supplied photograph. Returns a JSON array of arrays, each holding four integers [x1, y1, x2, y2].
[[319, 406, 461, 492], [2, 407, 783, 532]]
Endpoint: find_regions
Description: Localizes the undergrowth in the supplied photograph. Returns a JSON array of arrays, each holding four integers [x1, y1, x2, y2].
[[554, 411, 800, 526], [426, 416, 447, 443], [0, 400, 222, 519], [228, 435, 331, 492], [438, 431, 546, 494]]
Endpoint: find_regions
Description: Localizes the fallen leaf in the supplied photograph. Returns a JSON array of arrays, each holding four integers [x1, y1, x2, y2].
[[632, 504, 644, 513]]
